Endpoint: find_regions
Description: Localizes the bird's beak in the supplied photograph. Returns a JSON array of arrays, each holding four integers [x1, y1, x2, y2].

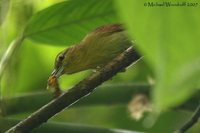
[[51, 66, 64, 78]]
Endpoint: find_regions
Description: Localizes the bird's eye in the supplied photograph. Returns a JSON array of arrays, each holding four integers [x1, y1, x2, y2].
[[58, 54, 64, 62]]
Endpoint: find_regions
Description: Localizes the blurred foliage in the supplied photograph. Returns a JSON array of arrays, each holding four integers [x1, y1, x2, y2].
[[0, 118, 143, 133], [0, 84, 150, 116], [115, 0, 200, 110], [0, 0, 10, 26], [0, 0, 199, 133]]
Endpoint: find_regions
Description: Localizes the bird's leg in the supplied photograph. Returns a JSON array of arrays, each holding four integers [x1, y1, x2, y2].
[[93, 65, 116, 80], [119, 68, 126, 73], [92, 66, 103, 73], [54, 85, 62, 98]]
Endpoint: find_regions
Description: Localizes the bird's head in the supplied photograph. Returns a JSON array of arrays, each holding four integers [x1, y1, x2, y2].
[[51, 48, 70, 78]]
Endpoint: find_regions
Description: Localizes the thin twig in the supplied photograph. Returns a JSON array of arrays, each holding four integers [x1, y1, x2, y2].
[[176, 104, 200, 133], [5, 47, 141, 133]]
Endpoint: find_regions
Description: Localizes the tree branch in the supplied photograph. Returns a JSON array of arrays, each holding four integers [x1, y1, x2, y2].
[[5, 47, 141, 133], [176, 104, 200, 133]]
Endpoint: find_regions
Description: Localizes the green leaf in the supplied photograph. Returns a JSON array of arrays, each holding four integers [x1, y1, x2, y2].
[[115, 0, 200, 110], [24, 0, 118, 45]]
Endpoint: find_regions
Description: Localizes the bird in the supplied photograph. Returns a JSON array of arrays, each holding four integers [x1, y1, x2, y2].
[[47, 24, 135, 96], [51, 24, 134, 78]]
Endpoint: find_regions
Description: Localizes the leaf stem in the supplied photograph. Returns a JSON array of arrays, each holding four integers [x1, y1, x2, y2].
[[0, 35, 24, 98]]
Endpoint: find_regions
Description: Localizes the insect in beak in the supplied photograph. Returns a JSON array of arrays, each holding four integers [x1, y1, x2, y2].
[[51, 66, 64, 78]]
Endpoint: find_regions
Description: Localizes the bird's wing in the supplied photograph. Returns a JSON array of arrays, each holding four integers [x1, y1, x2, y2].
[[92, 24, 124, 34]]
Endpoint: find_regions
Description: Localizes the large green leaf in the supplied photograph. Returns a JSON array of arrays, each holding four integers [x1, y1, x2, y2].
[[24, 0, 118, 45], [115, 0, 200, 110]]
